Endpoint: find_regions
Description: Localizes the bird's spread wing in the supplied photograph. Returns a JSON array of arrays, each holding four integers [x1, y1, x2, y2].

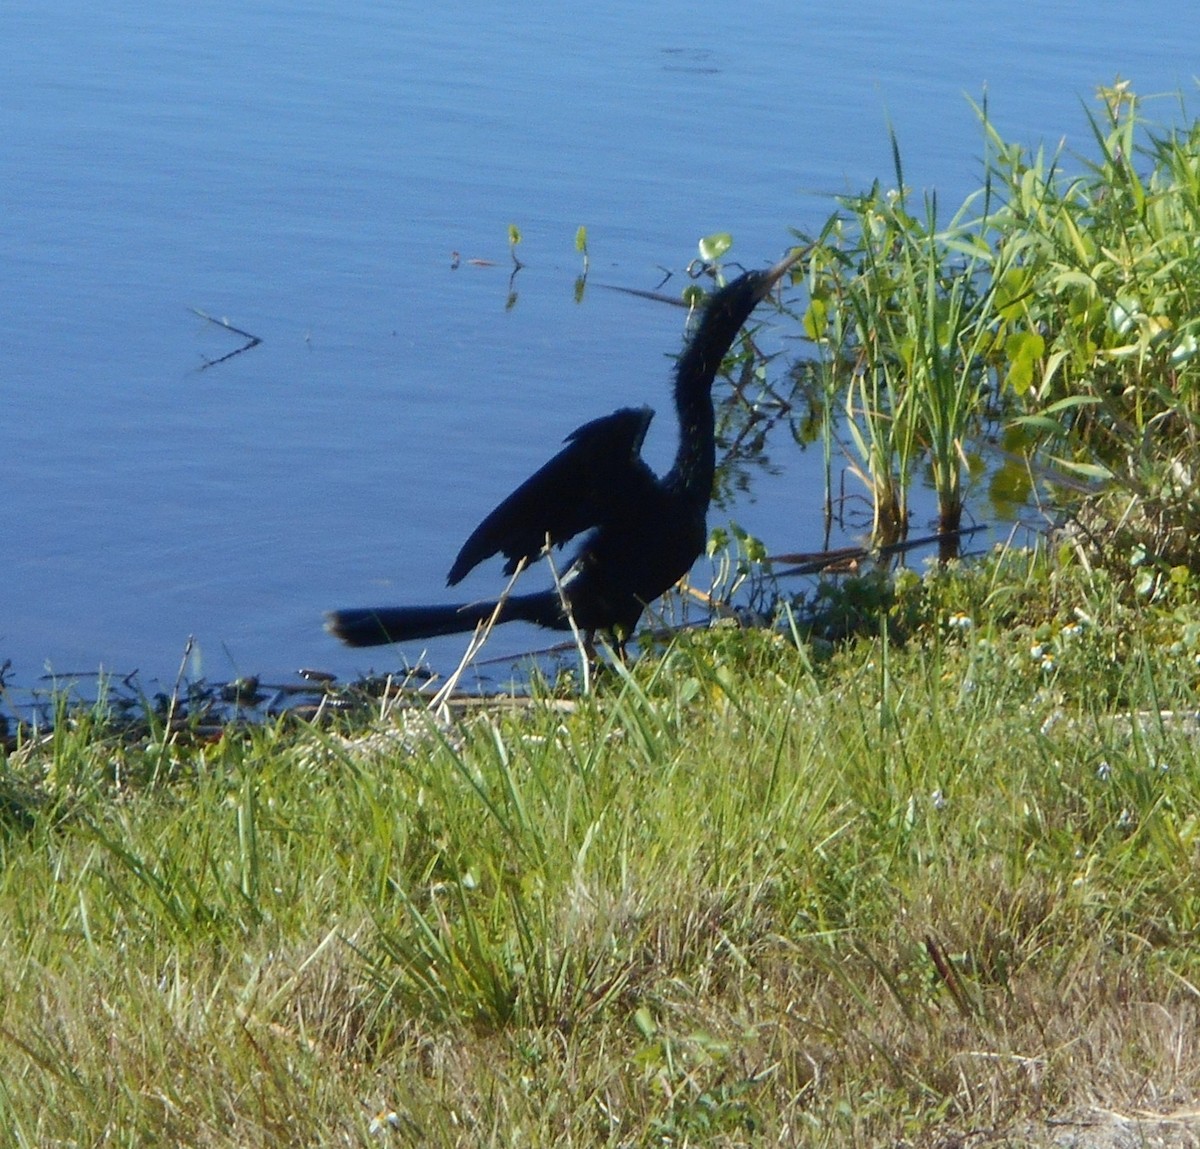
[[447, 405, 654, 585]]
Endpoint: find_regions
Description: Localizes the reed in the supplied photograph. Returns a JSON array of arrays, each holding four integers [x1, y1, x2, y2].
[[803, 180, 921, 545], [803, 162, 1000, 546]]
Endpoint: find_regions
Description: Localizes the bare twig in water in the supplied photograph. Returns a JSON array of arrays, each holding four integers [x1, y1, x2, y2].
[[190, 308, 262, 370], [769, 523, 989, 576], [598, 283, 691, 309]]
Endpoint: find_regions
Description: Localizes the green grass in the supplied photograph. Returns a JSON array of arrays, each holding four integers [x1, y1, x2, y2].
[[3, 548, 1200, 1145]]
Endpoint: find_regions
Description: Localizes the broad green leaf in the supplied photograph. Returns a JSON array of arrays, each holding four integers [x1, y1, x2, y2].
[[1043, 456, 1113, 481], [994, 268, 1032, 321], [1036, 394, 1102, 415], [1004, 328, 1045, 378], [803, 296, 829, 342], [1005, 355, 1035, 396], [698, 231, 733, 262], [1052, 270, 1100, 293]]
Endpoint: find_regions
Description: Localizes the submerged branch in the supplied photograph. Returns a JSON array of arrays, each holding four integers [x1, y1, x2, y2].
[[190, 307, 263, 370]]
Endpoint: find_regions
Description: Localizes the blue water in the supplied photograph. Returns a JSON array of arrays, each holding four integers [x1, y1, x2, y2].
[[3, 1, 1197, 695]]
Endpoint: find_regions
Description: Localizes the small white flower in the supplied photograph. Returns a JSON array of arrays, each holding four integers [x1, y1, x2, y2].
[[369, 1111, 402, 1136], [1096, 761, 1112, 782]]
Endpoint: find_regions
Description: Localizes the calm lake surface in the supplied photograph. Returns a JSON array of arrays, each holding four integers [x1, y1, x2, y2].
[[4, 1, 1197, 696]]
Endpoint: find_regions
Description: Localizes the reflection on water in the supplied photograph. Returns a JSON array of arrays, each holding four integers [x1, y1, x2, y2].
[[2, 0, 1196, 696]]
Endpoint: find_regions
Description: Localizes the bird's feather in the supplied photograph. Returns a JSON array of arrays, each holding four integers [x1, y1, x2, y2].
[[447, 405, 655, 585]]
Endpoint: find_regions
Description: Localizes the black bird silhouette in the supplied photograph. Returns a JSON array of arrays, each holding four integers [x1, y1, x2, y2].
[[325, 250, 800, 649]]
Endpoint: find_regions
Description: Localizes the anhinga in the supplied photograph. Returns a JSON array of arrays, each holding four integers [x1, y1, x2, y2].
[[325, 249, 800, 649]]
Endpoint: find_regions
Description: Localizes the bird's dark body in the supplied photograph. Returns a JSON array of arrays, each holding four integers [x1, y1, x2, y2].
[[326, 251, 799, 649], [553, 473, 709, 636]]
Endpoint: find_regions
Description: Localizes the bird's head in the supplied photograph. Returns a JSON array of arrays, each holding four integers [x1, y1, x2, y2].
[[716, 246, 804, 312], [686, 247, 804, 360]]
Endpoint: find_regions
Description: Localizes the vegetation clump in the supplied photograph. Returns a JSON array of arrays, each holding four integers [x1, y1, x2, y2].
[[795, 82, 1200, 579], [4, 547, 1200, 1145]]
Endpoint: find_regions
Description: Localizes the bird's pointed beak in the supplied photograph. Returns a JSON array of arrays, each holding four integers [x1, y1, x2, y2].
[[765, 246, 805, 290]]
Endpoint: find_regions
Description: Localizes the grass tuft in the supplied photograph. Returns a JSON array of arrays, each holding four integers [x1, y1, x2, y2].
[[3, 550, 1200, 1143]]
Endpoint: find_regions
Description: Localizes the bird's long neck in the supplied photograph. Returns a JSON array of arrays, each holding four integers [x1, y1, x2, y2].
[[664, 334, 719, 507], [664, 288, 763, 507], [660, 257, 799, 508]]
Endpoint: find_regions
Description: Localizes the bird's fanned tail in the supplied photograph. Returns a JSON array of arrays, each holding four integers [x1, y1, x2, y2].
[[324, 590, 567, 648]]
